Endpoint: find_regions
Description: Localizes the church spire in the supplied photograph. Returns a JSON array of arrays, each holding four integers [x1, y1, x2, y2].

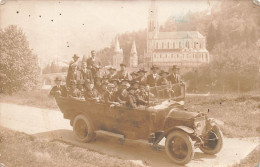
[[114, 36, 123, 53], [130, 40, 137, 54]]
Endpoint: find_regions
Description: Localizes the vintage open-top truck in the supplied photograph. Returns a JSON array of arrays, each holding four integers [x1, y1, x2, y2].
[[55, 84, 223, 165]]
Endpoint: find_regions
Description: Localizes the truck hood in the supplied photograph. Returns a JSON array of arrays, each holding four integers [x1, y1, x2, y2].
[[167, 108, 199, 120]]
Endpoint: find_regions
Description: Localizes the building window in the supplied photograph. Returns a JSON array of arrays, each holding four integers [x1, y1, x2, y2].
[[160, 54, 161, 58], [156, 42, 158, 49], [177, 54, 179, 59], [186, 41, 189, 48], [168, 42, 169, 49], [179, 42, 181, 48], [171, 54, 173, 58], [166, 54, 167, 58], [162, 42, 164, 49], [154, 54, 156, 58], [173, 42, 175, 49]]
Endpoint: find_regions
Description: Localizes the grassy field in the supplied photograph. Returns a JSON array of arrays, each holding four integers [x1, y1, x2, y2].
[[0, 126, 142, 167], [0, 89, 58, 110]]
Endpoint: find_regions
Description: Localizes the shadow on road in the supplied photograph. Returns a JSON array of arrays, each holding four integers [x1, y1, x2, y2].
[[34, 129, 219, 167]]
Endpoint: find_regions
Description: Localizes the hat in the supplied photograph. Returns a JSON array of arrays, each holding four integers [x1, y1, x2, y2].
[[172, 65, 180, 70], [111, 79, 119, 84], [159, 70, 169, 76], [70, 80, 77, 85], [77, 80, 85, 85], [130, 72, 138, 76], [151, 65, 159, 70], [120, 63, 126, 67], [108, 67, 116, 71], [73, 54, 79, 59], [137, 68, 147, 73], [54, 76, 62, 81], [91, 50, 96, 54]]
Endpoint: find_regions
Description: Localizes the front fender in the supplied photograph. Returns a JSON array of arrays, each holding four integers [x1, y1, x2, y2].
[[165, 126, 195, 135]]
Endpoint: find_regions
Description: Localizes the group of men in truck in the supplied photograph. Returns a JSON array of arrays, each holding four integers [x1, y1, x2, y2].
[[49, 50, 182, 108]]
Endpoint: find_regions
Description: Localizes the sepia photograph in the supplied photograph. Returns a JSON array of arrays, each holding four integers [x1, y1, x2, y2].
[[0, 0, 260, 166]]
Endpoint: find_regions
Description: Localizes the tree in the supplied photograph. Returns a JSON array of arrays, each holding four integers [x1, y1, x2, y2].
[[206, 23, 216, 51], [0, 25, 40, 94]]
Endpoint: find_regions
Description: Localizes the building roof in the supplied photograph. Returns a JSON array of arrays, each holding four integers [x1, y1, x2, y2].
[[156, 31, 204, 39]]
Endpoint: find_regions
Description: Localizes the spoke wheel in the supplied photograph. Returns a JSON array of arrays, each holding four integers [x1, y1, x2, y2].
[[73, 114, 95, 142], [165, 130, 194, 165], [200, 125, 223, 155]]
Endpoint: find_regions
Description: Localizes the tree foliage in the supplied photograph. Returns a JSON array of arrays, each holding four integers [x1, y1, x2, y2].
[[0, 25, 40, 94]]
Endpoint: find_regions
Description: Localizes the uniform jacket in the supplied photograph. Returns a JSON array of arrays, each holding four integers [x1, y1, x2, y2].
[[157, 77, 169, 86], [137, 76, 147, 85], [146, 74, 160, 87], [81, 68, 93, 82], [126, 94, 137, 109], [66, 70, 83, 86], [87, 57, 96, 68], [116, 70, 130, 80], [167, 74, 180, 84]]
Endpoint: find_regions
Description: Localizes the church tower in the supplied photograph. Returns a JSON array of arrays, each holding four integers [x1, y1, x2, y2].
[[112, 36, 123, 68], [129, 40, 138, 67], [146, 0, 159, 66]]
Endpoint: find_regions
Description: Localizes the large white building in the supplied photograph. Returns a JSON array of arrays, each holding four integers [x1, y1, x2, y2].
[[145, 1, 210, 67]]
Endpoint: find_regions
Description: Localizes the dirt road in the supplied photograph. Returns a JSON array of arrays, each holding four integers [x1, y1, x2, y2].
[[0, 102, 259, 167]]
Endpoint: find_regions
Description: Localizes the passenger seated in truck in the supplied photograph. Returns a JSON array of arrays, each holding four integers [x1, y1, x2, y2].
[[102, 84, 120, 106], [114, 80, 129, 104], [49, 76, 67, 97], [136, 85, 149, 106], [84, 80, 99, 102], [68, 80, 82, 100], [126, 87, 137, 109]]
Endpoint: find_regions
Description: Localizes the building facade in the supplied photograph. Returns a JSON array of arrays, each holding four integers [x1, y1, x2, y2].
[[112, 36, 124, 68], [145, 1, 210, 67], [129, 40, 138, 67]]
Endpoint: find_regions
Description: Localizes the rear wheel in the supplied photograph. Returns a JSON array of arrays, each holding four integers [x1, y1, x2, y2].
[[200, 125, 223, 154], [73, 114, 95, 142], [165, 130, 194, 165]]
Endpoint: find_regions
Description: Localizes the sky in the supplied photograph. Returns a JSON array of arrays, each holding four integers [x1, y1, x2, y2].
[[0, 0, 217, 66]]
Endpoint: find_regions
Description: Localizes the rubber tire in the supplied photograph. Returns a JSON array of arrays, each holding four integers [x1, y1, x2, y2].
[[73, 114, 95, 143], [165, 130, 194, 165], [200, 125, 223, 155]]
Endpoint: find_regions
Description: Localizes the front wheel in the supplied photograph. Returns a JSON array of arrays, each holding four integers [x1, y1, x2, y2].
[[200, 125, 223, 155], [165, 130, 194, 165], [73, 114, 96, 142]]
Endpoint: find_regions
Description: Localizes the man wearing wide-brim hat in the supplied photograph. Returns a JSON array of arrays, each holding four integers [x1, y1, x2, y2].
[[49, 76, 67, 97], [68, 54, 80, 73], [107, 66, 117, 81], [137, 68, 147, 85], [167, 65, 181, 84], [146, 65, 160, 87], [158, 70, 169, 86], [115, 63, 130, 80]]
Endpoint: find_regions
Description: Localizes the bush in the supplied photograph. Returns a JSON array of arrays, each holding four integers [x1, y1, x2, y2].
[[0, 25, 40, 94]]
